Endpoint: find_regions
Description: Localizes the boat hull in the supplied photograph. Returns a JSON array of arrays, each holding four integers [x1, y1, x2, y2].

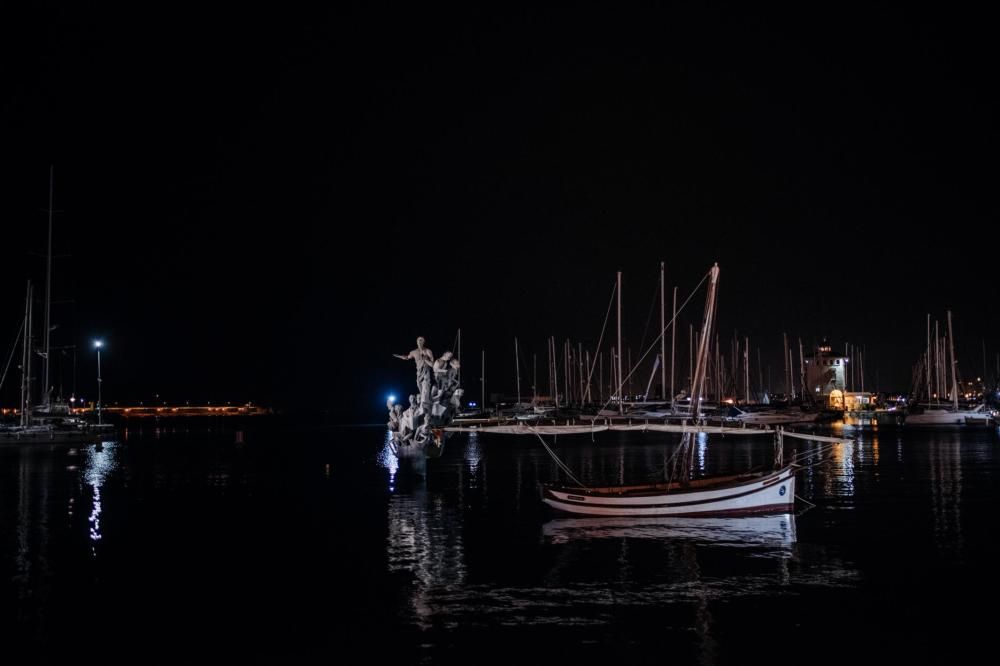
[[542, 467, 796, 517]]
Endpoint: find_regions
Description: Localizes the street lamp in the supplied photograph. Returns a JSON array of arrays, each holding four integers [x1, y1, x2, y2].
[[94, 340, 104, 425]]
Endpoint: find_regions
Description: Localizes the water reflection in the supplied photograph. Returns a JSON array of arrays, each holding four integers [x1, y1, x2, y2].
[[83, 442, 118, 554], [386, 485, 466, 630], [378, 430, 399, 492], [542, 514, 797, 549], [928, 432, 963, 557]]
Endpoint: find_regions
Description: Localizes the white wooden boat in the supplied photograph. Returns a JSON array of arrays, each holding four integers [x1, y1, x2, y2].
[[541, 464, 796, 517]]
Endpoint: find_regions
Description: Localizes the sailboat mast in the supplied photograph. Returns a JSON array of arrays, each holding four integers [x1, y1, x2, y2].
[[457, 328, 461, 386], [935, 321, 941, 401], [616, 271, 623, 414], [660, 262, 666, 401], [514, 337, 521, 406], [42, 165, 54, 407], [690, 264, 720, 419], [532, 353, 537, 403], [745, 336, 750, 404], [481, 349, 486, 413], [671, 286, 677, 409], [552, 337, 559, 409], [926, 314, 932, 402], [783, 333, 790, 399], [947, 310, 958, 410], [20, 281, 32, 426], [798, 338, 805, 399]]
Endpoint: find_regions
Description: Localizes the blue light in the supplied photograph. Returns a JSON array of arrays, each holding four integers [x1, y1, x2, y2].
[[387, 394, 396, 404], [469, 401, 477, 407]]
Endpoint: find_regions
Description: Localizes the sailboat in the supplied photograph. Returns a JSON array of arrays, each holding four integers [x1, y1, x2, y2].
[[449, 264, 846, 516], [0, 169, 114, 443], [905, 311, 994, 427]]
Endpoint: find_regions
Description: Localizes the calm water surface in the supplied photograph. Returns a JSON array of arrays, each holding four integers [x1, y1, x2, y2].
[[2, 419, 998, 664]]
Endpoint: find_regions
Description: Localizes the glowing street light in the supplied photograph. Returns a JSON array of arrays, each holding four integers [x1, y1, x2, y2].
[[94, 340, 104, 425]]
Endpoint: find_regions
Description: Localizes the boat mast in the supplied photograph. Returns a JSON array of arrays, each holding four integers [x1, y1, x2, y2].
[[481, 349, 486, 413], [660, 262, 666, 402], [934, 321, 941, 402], [783, 333, 790, 399], [616, 271, 623, 414], [926, 314, 932, 402], [671, 286, 677, 409], [798, 338, 806, 400], [745, 336, 750, 405], [457, 328, 461, 386], [691, 264, 720, 420], [532, 353, 537, 403], [42, 165, 54, 407], [514, 337, 521, 406], [551, 337, 559, 409], [947, 310, 958, 410], [20, 281, 33, 426]]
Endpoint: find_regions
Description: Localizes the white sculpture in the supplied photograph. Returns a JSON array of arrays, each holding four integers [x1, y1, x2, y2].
[[389, 336, 462, 449]]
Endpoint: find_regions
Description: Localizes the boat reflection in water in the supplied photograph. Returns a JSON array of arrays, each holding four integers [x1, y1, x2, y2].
[[542, 513, 796, 547]]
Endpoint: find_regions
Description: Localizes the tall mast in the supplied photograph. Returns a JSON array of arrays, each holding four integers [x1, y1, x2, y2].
[[514, 337, 521, 406], [745, 336, 750, 404], [926, 314, 932, 402], [660, 262, 666, 401], [757, 347, 763, 402], [616, 271, 623, 414], [481, 349, 486, 413], [532, 353, 537, 403], [783, 333, 790, 398], [42, 165, 54, 407], [935, 321, 941, 401], [688, 324, 694, 398], [947, 310, 958, 410], [552, 337, 559, 409], [691, 265, 720, 419], [798, 338, 805, 399], [670, 286, 677, 408], [457, 328, 461, 386], [20, 281, 33, 426]]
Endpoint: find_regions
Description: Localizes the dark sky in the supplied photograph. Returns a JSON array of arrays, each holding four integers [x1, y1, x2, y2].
[[2, 4, 997, 420]]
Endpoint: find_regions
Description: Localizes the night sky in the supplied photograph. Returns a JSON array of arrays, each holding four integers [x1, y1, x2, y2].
[[2, 5, 997, 421]]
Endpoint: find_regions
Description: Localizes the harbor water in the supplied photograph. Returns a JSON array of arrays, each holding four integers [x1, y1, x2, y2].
[[2, 419, 998, 664]]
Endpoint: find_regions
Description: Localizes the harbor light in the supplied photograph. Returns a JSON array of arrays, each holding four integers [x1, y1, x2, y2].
[[387, 394, 396, 404], [94, 339, 104, 425]]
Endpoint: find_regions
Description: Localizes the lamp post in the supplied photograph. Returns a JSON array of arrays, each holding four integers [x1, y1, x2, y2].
[[94, 340, 104, 425]]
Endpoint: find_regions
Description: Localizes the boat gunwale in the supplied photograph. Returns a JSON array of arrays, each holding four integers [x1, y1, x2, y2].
[[543, 465, 794, 498]]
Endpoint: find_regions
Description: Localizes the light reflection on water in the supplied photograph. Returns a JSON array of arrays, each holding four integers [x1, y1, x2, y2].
[[2, 423, 997, 659]]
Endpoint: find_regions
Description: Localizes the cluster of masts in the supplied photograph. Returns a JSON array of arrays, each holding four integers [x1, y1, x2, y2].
[[470, 263, 892, 414], [3, 167, 105, 428]]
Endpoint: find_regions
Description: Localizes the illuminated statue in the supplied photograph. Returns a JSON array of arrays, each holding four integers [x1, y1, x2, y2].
[[394, 336, 434, 407], [388, 337, 461, 450]]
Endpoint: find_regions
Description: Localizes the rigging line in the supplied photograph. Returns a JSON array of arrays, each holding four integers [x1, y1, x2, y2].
[[583, 280, 617, 393], [598, 269, 711, 415], [451, 328, 460, 355], [529, 426, 588, 488], [0, 319, 27, 395], [795, 494, 817, 508]]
